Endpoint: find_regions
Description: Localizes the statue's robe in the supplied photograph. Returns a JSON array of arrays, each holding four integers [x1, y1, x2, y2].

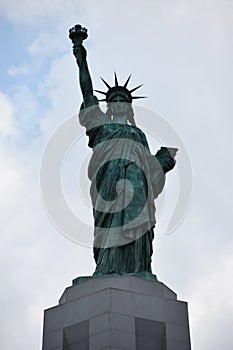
[[79, 96, 165, 275]]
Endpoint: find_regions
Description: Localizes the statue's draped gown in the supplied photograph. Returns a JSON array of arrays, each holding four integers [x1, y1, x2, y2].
[[79, 96, 165, 275]]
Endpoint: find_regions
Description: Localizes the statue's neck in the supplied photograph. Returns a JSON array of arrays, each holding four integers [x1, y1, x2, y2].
[[113, 115, 128, 124]]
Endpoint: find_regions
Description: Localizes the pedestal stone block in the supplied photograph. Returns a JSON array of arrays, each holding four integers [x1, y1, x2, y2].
[[42, 276, 191, 350]]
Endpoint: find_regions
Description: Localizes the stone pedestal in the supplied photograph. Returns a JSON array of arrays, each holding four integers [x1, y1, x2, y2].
[[42, 276, 191, 350]]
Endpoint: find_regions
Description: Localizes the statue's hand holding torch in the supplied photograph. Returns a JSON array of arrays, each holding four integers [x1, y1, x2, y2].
[[69, 24, 88, 67]]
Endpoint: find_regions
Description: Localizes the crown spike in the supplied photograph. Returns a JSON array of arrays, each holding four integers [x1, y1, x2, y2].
[[130, 84, 143, 93], [132, 96, 147, 100], [114, 71, 118, 87], [94, 89, 107, 95], [124, 74, 132, 88], [100, 77, 111, 89]]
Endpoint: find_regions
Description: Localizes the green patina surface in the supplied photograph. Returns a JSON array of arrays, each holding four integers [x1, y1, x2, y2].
[[72, 272, 158, 286]]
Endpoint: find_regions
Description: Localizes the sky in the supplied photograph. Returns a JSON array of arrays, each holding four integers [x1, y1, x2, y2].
[[0, 0, 233, 349]]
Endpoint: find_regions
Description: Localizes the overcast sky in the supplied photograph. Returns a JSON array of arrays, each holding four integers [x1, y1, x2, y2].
[[0, 1, 233, 349]]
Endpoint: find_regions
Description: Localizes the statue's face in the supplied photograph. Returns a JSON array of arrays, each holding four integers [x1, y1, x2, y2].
[[109, 95, 131, 117]]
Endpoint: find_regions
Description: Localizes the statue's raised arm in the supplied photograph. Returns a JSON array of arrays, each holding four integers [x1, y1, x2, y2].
[[69, 25, 94, 105]]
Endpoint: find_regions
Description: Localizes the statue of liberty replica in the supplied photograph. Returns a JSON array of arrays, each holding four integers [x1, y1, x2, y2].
[[42, 25, 192, 350], [69, 25, 177, 277]]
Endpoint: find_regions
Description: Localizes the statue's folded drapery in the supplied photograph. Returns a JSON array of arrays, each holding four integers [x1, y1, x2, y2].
[[79, 97, 165, 275]]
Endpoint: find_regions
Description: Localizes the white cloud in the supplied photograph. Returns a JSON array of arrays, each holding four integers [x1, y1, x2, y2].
[[8, 65, 29, 77], [160, 0, 233, 54], [0, 92, 17, 137], [28, 31, 67, 58], [0, 86, 41, 142], [10, 85, 40, 140], [0, 0, 77, 24], [0, 144, 23, 220], [38, 53, 80, 135], [189, 253, 233, 349]]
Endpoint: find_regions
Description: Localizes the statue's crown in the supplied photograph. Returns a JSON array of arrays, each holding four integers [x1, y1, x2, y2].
[[95, 73, 145, 103]]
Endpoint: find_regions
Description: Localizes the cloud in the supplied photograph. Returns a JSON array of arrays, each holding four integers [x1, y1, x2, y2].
[[10, 85, 41, 142], [0, 86, 41, 143], [160, 0, 233, 53], [0, 0, 76, 24], [8, 65, 29, 77], [28, 31, 67, 58], [189, 252, 233, 349], [0, 92, 17, 137]]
